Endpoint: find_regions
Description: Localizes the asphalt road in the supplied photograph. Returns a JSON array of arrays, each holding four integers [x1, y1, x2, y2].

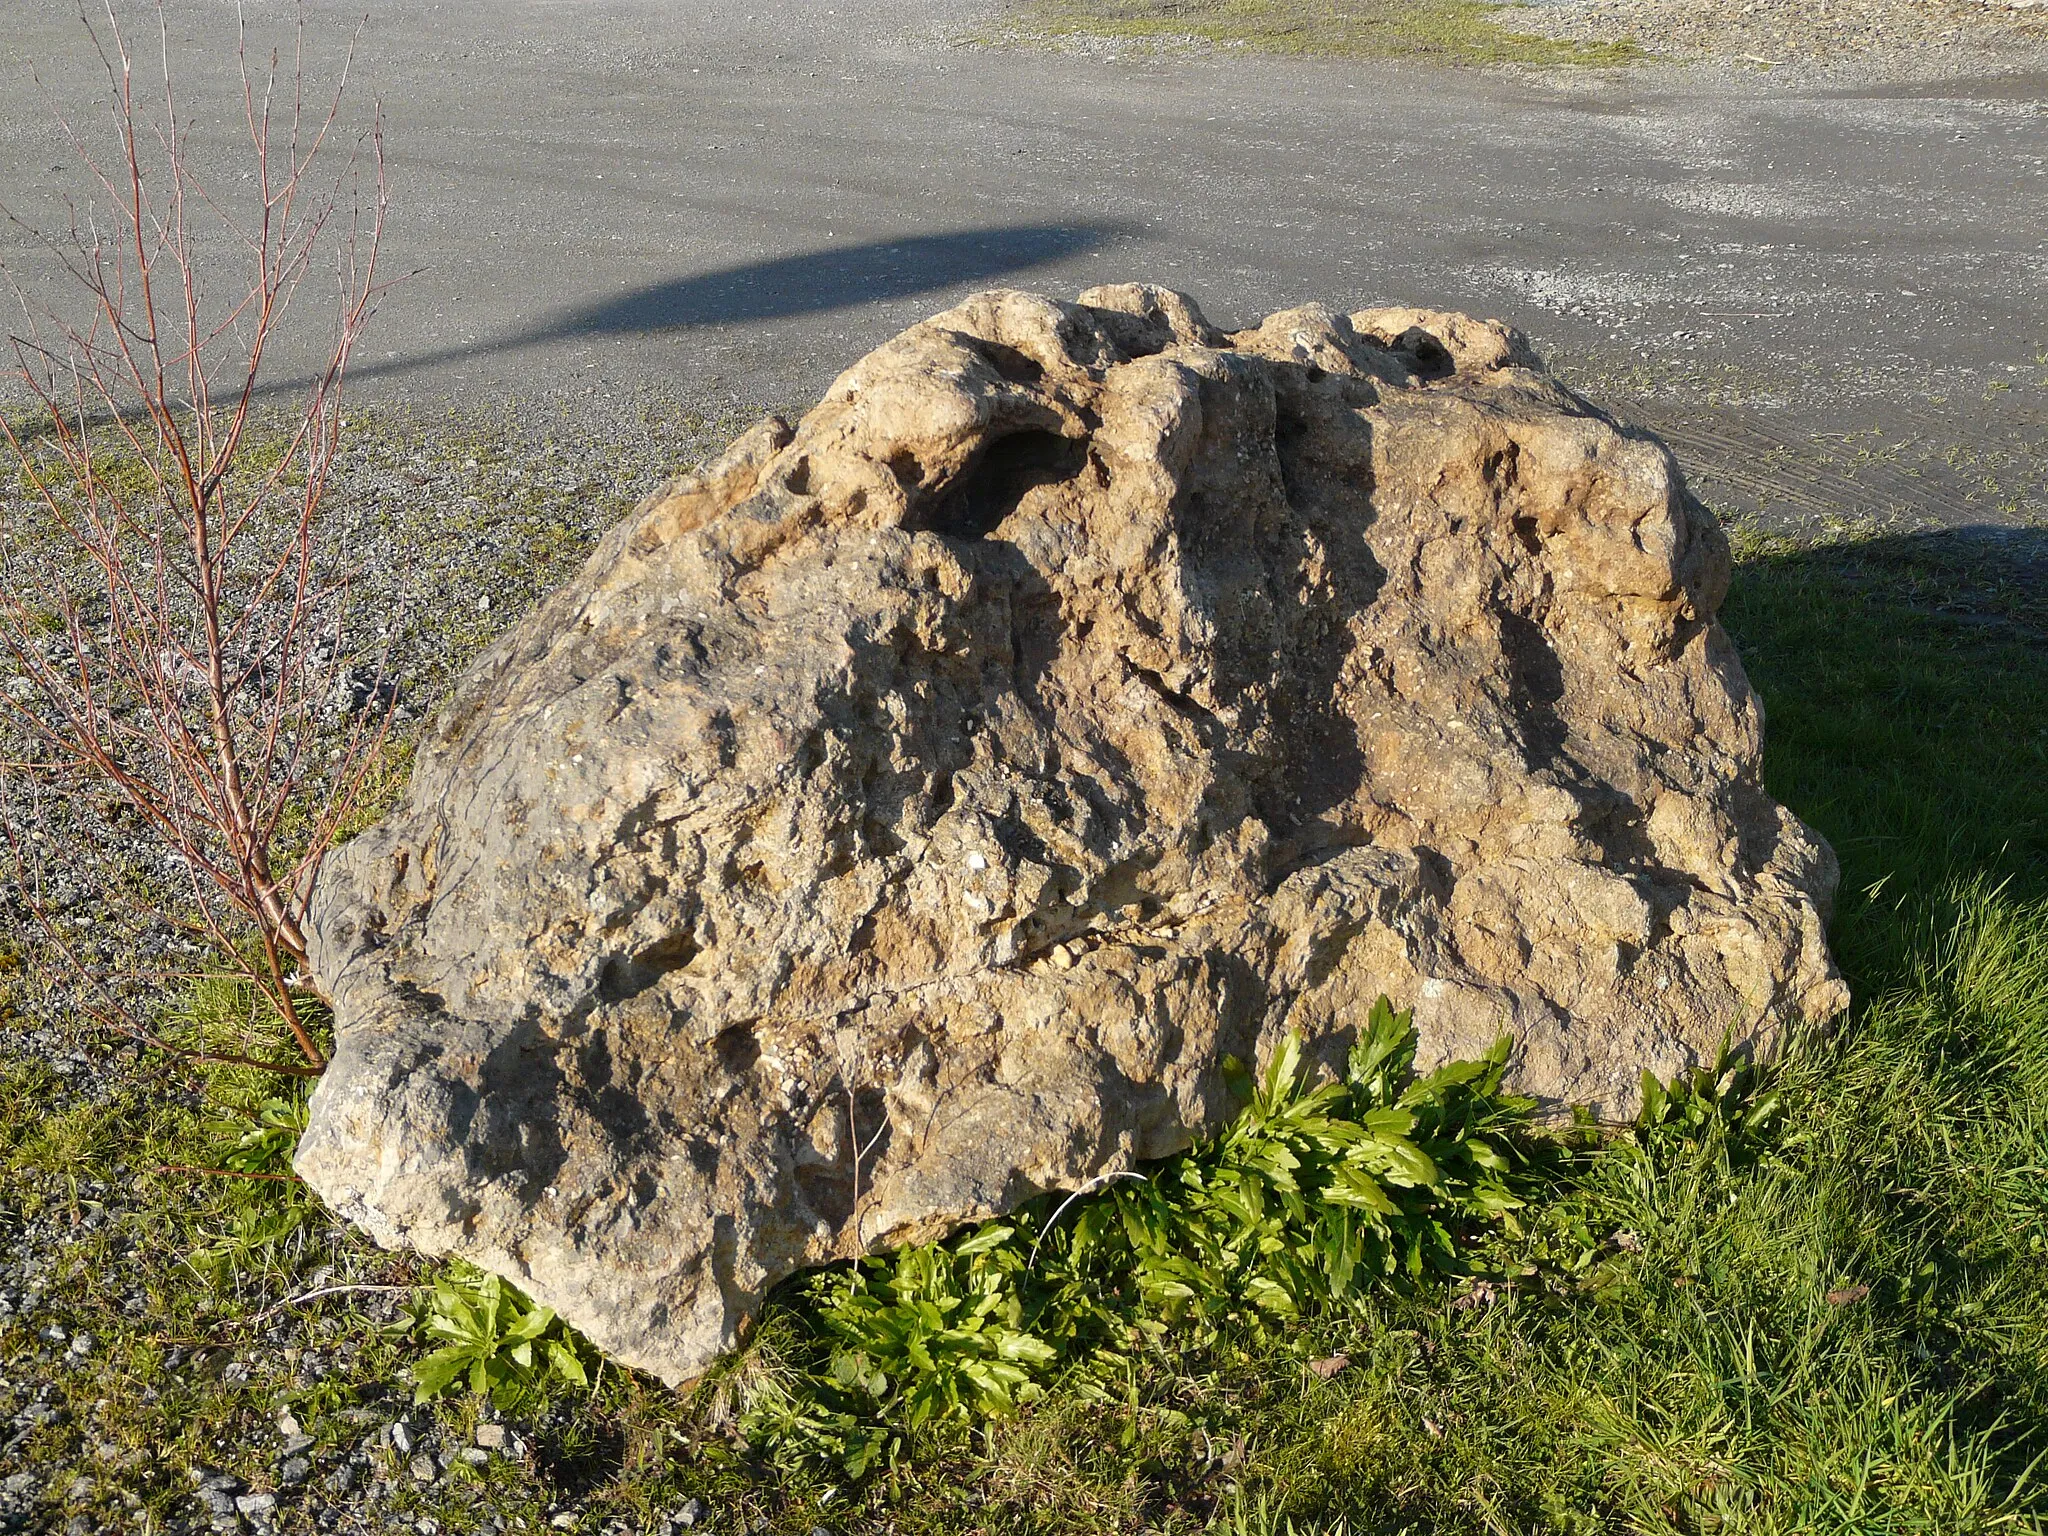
[[4, 0, 2045, 533]]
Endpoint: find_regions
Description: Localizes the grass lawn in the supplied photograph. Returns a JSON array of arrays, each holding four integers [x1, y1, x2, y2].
[[1008, 0, 1643, 66], [1, 520, 2043, 1535]]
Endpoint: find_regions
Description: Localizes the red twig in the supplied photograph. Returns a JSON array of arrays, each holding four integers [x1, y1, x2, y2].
[[155, 1163, 302, 1184], [0, 2, 396, 1069]]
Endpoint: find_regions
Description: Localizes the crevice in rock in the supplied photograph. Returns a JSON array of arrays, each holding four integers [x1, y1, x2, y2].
[[390, 977, 448, 1015], [1273, 401, 1312, 510], [1125, 660, 1226, 747], [885, 447, 926, 490], [1572, 787, 1661, 873], [1498, 608, 1569, 763], [713, 1023, 760, 1074]]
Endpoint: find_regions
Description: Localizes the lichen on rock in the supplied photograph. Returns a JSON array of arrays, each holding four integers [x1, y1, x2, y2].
[[296, 284, 1847, 1385]]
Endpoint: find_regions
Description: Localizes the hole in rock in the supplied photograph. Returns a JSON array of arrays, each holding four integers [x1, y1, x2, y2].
[[1274, 403, 1313, 509], [1393, 327, 1456, 381], [914, 429, 1088, 540], [714, 1024, 761, 1074], [979, 340, 1046, 386], [885, 447, 926, 489], [1499, 608, 1569, 764], [597, 929, 702, 1003]]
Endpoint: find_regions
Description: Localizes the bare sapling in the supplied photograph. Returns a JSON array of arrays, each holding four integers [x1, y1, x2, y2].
[[0, 2, 393, 1072]]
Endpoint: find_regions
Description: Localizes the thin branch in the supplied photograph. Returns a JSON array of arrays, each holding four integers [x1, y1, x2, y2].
[[0, 0, 391, 1069], [240, 1283, 421, 1328], [155, 1162, 301, 1183], [1027, 1172, 1153, 1270]]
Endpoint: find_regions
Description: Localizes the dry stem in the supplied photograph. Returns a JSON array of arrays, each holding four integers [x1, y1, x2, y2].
[[0, 2, 396, 1069]]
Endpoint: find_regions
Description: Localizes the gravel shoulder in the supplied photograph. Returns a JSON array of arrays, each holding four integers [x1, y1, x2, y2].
[[1509, 0, 2048, 74]]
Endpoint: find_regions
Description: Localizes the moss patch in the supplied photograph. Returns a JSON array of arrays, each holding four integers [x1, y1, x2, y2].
[[1011, 0, 1645, 66]]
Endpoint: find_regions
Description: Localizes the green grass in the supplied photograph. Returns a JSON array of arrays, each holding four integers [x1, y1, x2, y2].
[[1011, 0, 1644, 67], [1, 524, 2044, 1533]]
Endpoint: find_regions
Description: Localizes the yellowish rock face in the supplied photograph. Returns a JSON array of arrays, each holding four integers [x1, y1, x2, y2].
[[297, 284, 1846, 1385]]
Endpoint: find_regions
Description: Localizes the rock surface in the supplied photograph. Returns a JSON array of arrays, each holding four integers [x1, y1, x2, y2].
[[296, 285, 1847, 1385]]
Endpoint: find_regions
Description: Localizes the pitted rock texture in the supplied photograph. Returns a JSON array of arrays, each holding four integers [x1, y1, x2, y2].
[[297, 285, 1848, 1385]]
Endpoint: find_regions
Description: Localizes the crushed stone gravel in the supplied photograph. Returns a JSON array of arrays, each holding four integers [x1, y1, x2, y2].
[[1511, 0, 2048, 75]]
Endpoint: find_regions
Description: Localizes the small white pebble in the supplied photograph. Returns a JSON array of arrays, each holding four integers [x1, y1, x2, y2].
[[966, 852, 987, 871]]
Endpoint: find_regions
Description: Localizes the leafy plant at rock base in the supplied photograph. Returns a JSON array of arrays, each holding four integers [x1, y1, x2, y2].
[[740, 996, 1540, 1475], [206, 1087, 308, 1177], [1091, 1001, 1535, 1329], [1630, 1037, 1786, 1168], [412, 1261, 593, 1411], [184, 1181, 320, 1296]]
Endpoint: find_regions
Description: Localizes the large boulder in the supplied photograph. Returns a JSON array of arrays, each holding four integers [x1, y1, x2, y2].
[[297, 286, 1847, 1385]]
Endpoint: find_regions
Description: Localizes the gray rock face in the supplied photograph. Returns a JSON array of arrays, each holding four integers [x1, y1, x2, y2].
[[296, 286, 1847, 1385]]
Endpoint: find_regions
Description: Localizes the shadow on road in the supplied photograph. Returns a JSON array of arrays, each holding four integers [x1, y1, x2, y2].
[[344, 223, 1122, 388]]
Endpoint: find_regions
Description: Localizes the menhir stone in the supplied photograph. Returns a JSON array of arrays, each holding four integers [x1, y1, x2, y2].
[[296, 285, 1848, 1384]]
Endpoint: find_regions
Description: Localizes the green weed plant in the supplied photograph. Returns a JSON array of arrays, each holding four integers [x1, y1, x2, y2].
[[411, 1262, 593, 1409], [741, 998, 1537, 1475]]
